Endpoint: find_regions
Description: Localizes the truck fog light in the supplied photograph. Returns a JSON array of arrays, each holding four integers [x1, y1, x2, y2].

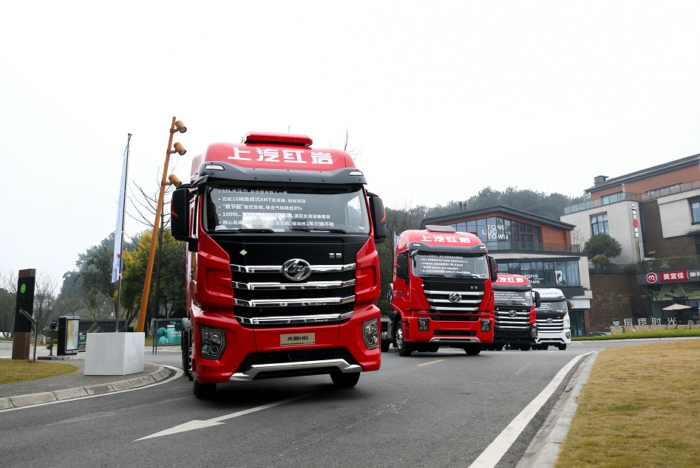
[[200, 326, 226, 360], [481, 318, 491, 332], [363, 318, 379, 350], [418, 318, 429, 331], [530, 326, 538, 339], [565, 331, 571, 339]]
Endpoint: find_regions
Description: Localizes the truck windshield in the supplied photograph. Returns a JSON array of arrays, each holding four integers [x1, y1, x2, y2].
[[537, 301, 568, 313], [494, 290, 533, 307], [203, 185, 371, 234], [412, 253, 489, 279]]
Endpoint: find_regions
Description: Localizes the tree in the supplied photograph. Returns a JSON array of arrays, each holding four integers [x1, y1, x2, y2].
[[583, 233, 623, 260], [32, 272, 61, 334], [75, 234, 118, 318], [0, 270, 17, 338]]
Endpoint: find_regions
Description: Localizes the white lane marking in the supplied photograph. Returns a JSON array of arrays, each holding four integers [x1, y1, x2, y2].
[[417, 359, 445, 367], [515, 363, 533, 375], [469, 351, 594, 468], [135, 394, 311, 441]]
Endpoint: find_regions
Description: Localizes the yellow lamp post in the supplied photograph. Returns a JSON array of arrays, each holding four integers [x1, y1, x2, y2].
[[136, 117, 187, 333]]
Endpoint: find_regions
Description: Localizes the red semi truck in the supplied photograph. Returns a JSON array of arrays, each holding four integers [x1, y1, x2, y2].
[[387, 225, 497, 356], [170, 132, 387, 398], [487, 273, 539, 351]]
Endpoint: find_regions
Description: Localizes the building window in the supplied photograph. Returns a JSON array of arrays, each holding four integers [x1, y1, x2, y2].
[[646, 184, 682, 197], [690, 199, 700, 224], [601, 192, 623, 205], [497, 259, 580, 288], [590, 213, 609, 235]]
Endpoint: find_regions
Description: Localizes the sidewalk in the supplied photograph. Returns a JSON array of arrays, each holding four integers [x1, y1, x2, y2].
[[0, 348, 179, 410]]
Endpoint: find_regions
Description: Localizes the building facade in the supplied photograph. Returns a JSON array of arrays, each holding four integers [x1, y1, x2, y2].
[[422, 206, 592, 336], [561, 153, 700, 326]]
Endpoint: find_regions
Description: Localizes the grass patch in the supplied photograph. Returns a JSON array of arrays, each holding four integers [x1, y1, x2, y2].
[[574, 329, 700, 341], [556, 339, 700, 467], [0, 359, 78, 384]]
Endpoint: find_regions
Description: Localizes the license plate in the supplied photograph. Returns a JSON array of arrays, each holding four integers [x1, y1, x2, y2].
[[280, 333, 315, 346]]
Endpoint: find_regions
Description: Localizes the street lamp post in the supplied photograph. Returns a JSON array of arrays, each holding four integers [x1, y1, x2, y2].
[[136, 117, 187, 333]]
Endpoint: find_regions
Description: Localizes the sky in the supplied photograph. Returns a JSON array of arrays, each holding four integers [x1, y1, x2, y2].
[[2, 1, 700, 281]]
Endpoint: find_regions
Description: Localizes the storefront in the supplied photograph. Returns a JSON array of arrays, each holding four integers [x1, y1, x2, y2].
[[637, 269, 700, 324]]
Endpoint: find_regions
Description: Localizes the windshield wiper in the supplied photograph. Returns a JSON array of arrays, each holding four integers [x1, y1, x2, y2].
[[290, 227, 348, 233], [232, 228, 275, 233]]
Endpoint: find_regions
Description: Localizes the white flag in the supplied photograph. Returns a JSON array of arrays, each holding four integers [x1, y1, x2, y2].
[[112, 138, 130, 283]]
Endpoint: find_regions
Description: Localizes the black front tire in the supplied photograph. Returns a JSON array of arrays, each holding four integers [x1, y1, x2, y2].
[[381, 337, 390, 352], [558, 344, 567, 350], [193, 380, 216, 400], [395, 320, 412, 356], [181, 328, 192, 380], [331, 372, 360, 388], [464, 344, 481, 356]]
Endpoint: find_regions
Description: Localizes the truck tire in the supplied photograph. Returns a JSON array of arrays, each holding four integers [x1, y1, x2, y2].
[[557, 344, 567, 350], [193, 380, 216, 400], [464, 344, 481, 356], [395, 320, 412, 356], [181, 328, 192, 380], [520, 345, 531, 351], [331, 372, 360, 388], [381, 337, 390, 352]]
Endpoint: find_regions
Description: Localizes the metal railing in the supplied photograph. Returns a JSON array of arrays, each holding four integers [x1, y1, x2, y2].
[[483, 240, 581, 253], [564, 180, 700, 215]]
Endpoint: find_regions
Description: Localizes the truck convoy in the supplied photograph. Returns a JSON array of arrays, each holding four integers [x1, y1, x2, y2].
[[488, 273, 539, 351], [387, 225, 497, 356], [170, 132, 387, 398], [532, 288, 572, 350]]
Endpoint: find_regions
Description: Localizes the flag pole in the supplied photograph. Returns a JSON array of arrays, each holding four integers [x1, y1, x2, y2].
[[113, 133, 131, 332]]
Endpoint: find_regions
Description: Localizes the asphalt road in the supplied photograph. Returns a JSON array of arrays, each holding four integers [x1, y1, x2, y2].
[[0, 340, 655, 468]]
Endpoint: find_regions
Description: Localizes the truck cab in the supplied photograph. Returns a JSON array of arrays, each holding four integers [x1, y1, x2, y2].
[[489, 273, 539, 351], [389, 225, 497, 356], [171, 132, 387, 397], [532, 287, 572, 350]]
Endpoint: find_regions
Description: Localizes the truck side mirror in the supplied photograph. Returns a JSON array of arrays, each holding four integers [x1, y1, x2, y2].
[[534, 291, 541, 308], [368, 194, 387, 243], [171, 187, 197, 251], [567, 301, 573, 314], [396, 252, 408, 282], [488, 256, 498, 282]]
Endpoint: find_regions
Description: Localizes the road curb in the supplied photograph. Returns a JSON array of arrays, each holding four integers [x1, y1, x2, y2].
[[515, 350, 599, 467], [0, 365, 174, 410]]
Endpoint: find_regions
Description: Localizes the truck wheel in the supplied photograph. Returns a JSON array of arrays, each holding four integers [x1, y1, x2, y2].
[[557, 344, 567, 350], [331, 372, 360, 388], [181, 328, 192, 380], [395, 320, 412, 356], [540, 344, 549, 351], [429, 344, 439, 353], [381, 337, 390, 352], [464, 345, 481, 356], [520, 345, 531, 351], [193, 380, 216, 400], [495, 344, 504, 351]]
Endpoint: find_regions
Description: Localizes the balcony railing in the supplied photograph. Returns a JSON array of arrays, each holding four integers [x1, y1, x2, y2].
[[564, 192, 642, 215], [633, 255, 700, 274], [483, 240, 581, 254], [564, 180, 700, 215]]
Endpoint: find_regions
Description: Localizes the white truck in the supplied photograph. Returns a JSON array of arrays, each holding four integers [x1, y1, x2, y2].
[[532, 288, 571, 350]]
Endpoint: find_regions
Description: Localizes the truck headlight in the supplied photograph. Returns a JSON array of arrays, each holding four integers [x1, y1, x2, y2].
[[200, 326, 226, 360], [363, 318, 379, 350], [418, 317, 429, 331]]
